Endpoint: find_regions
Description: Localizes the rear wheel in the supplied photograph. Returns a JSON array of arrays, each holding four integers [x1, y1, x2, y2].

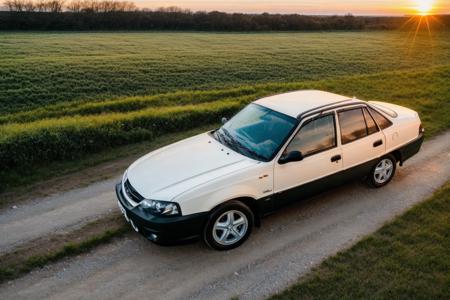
[[368, 155, 396, 188], [203, 201, 253, 250]]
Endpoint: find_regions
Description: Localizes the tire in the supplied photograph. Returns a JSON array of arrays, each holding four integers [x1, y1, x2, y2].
[[203, 201, 254, 250], [368, 154, 396, 188]]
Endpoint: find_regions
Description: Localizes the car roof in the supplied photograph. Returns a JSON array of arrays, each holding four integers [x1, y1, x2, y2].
[[254, 90, 362, 118]]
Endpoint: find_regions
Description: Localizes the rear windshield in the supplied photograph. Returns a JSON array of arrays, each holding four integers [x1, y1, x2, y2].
[[368, 102, 398, 118]]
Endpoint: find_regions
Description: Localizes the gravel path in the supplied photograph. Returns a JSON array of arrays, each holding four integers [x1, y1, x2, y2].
[[0, 177, 120, 254]]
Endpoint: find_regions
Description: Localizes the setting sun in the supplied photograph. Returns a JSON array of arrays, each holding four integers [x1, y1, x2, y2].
[[415, 0, 434, 15]]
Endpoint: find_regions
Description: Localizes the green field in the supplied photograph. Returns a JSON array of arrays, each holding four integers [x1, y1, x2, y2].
[[1, 31, 449, 113], [0, 31, 449, 190]]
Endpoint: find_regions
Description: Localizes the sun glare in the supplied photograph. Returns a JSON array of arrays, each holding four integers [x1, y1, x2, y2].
[[415, 0, 434, 15], [401, 1, 441, 52]]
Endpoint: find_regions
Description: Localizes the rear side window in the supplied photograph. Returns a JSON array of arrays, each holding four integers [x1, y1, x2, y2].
[[363, 107, 378, 135], [338, 108, 367, 144], [286, 114, 336, 156], [368, 107, 392, 129]]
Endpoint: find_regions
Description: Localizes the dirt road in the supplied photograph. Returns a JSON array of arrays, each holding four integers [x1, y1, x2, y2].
[[1, 131, 449, 299], [0, 177, 121, 254]]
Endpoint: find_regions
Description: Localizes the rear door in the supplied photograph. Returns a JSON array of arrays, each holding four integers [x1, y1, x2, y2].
[[337, 106, 385, 174]]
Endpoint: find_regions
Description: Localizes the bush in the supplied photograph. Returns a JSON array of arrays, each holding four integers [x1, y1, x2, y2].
[[0, 100, 242, 169]]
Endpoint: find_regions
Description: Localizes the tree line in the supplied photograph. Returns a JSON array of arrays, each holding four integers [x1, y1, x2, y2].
[[3, 0, 136, 12], [1, 1, 449, 31]]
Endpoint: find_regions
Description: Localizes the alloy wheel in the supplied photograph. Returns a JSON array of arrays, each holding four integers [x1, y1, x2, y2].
[[373, 158, 394, 184], [212, 210, 248, 246]]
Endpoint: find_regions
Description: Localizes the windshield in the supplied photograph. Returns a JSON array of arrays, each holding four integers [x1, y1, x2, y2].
[[214, 104, 298, 161]]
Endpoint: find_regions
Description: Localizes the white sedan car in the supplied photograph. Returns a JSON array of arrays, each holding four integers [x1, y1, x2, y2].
[[116, 90, 424, 250]]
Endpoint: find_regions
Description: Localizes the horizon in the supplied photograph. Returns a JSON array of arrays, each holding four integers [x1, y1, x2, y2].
[[1, 0, 450, 16], [134, 0, 450, 16]]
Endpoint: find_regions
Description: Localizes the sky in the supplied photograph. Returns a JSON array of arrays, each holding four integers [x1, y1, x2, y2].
[[134, 0, 450, 15]]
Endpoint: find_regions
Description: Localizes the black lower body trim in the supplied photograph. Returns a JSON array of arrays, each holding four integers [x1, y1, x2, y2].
[[115, 183, 208, 243], [261, 135, 425, 213], [266, 157, 379, 212], [397, 133, 424, 165]]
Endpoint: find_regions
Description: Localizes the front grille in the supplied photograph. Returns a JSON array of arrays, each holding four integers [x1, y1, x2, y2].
[[124, 179, 145, 203]]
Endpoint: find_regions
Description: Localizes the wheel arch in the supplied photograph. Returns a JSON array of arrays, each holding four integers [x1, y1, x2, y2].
[[208, 197, 261, 227], [391, 149, 402, 166]]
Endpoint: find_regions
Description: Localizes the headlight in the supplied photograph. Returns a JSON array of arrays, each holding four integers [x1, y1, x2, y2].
[[140, 199, 181, 216]]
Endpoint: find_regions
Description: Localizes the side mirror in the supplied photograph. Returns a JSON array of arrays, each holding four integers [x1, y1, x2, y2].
[[279, 151, 303, 164], [221, 117, 228, 125]]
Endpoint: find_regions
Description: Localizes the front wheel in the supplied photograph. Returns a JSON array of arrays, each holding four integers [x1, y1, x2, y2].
[[368, 155, 396, 188], [203, 201, 253, 250]]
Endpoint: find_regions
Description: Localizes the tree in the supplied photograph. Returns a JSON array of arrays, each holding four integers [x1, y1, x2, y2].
[[5, 0, 27, 11], [34, 0, 47, 11], [3, 0, 15, 11], [66, 0, 82, 12], [47, 0, 64, 12], [23, 0, 36, 11]]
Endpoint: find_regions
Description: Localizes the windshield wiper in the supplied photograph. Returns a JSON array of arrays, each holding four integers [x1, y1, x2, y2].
[[214, 129, 231, 147], [219, 128, 240, 152], [221, 128, 267, 161]]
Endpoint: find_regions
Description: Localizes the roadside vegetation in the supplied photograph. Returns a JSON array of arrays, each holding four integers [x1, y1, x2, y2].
[[0, 124, 217, 207], [0, 214, 130, 283], [1, 64, 449, 192], [270, 181, 450, 300]]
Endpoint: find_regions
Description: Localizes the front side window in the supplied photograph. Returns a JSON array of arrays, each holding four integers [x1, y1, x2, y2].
[[286, 114, 336, 156], [214, 104, 298, 161], [338, 108, 368, 144]]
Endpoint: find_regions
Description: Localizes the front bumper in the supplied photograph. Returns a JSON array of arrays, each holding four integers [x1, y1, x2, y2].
[[115, 183, 208, 243]]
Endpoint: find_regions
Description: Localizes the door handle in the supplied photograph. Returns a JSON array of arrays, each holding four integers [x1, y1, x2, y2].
[[331, 154, 341, 162], [373, 140, 383, 147]]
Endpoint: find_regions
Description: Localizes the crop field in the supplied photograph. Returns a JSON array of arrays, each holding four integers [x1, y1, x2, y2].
[[0, 31, 449, 189], [1, 31, 450, 113]]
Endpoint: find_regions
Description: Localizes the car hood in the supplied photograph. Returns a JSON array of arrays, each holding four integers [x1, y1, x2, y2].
[[126, 132, 257, 201]]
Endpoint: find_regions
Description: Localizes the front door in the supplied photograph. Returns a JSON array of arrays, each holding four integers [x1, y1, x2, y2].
[[273, 113, 343, 209]]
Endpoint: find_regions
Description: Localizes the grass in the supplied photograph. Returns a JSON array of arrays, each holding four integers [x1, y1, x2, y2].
[[0, 31, 449, 191], [270, 182, 450, 300], [1, 65, 449, 191], [1, 31, 449, 113]]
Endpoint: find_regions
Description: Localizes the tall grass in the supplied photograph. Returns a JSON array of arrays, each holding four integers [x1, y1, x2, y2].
[[0, 65, 448, 184], [0, 100, 242, 169], [0, 90, 262, 124]]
